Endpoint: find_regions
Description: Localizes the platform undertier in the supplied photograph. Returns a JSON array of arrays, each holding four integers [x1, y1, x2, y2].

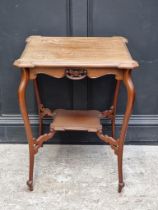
[[50, 109, 102, 132]]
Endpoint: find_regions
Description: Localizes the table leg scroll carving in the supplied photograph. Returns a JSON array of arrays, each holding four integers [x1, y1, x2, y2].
[[33, 129, 56, 154], [96, 130, 118, 155], [117, 69, 135, 192], [102, 106, 114, 119], [39, 104, 54, 118]]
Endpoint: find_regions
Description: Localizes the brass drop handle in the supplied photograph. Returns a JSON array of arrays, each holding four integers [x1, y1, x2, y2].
[[65, 68, 87, 80]]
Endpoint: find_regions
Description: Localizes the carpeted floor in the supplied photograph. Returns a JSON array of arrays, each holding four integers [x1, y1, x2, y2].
[[0, 144, 157, 210]]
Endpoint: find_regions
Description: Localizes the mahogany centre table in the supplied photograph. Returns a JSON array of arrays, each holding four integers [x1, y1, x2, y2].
[[14, 36, 138, 192]]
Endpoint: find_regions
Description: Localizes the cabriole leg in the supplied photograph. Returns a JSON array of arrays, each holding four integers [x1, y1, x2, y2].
[[18, 68, 34, 191], [117, 69, 135, 192]]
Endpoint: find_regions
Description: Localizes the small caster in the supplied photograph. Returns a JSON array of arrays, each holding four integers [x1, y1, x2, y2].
[[118, 182, 125, 193], [27, 180, 33, 191]]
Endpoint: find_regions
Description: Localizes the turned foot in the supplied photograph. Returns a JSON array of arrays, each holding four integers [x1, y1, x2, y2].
[[118, 182, 125, 193], [27, 180, 33, 191]]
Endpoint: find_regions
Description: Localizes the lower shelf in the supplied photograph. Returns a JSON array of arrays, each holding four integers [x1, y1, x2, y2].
[[50, 109, 102, 132]]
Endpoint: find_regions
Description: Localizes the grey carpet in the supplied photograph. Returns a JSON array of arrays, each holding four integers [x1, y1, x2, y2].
[[0, 145, 157, 210]]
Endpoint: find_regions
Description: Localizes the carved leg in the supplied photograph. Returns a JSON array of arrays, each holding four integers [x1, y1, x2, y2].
[[117, 70, 135, 192], [111, 80, 121, 138], [18, 68, 35, 191], [33, 79, 43, 136]]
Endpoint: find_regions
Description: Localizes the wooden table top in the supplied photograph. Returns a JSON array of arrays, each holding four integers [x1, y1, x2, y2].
[[14, 36, 138, 69]]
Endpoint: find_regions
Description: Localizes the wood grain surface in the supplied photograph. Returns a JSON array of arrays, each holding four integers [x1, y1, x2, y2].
[[14, 36, 138, 69]]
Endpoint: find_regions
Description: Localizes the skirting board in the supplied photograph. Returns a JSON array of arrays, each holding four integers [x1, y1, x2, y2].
[[0, 114, 158, 144]]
